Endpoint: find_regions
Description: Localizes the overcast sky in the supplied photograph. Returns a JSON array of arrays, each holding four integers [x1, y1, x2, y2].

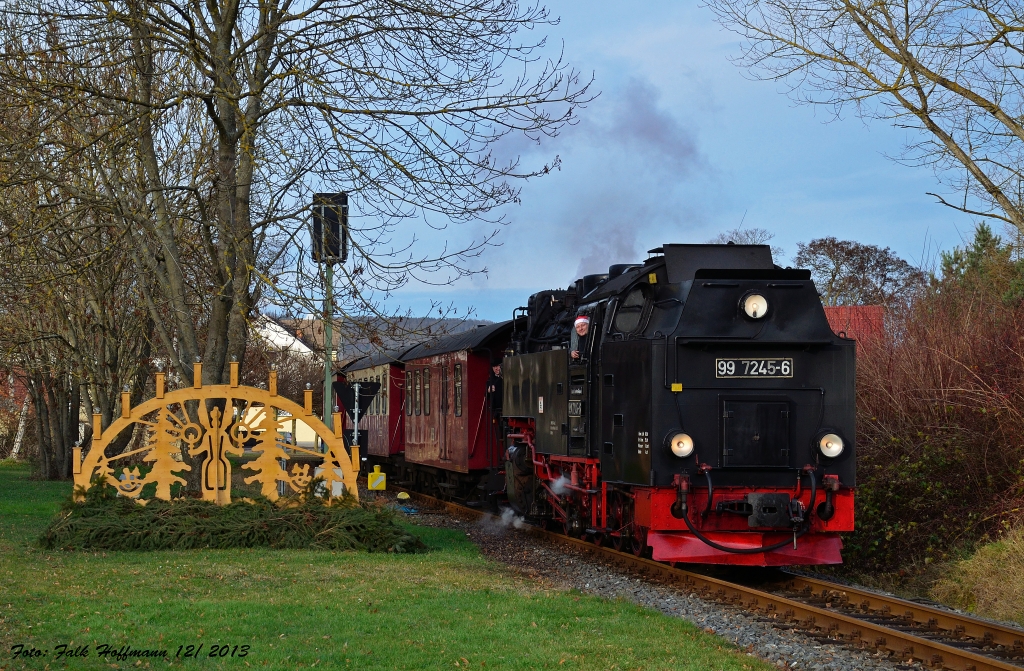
[[380, 1, 973, 322]]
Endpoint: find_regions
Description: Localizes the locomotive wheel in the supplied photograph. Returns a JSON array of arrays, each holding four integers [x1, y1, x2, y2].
[[563, 506, 584, 538], [610, 494, 631, 552], [631, 525, 650, 558]]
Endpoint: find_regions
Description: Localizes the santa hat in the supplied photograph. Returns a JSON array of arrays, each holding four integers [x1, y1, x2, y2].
[[574, 315, 590, 327]]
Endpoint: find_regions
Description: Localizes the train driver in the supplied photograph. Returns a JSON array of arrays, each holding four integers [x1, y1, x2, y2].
[[570, 315, 590, 360]]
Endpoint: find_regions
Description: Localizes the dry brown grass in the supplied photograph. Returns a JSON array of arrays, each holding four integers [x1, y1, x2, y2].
[[930, 525, 1024, 625]]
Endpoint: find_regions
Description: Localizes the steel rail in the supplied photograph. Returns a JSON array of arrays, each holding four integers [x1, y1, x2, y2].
[[405, 491, 1024, 671], [776, 574, 1024, 656]]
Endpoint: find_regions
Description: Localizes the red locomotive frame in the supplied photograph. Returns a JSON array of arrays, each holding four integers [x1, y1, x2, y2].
[[506, 417, 852, 565]]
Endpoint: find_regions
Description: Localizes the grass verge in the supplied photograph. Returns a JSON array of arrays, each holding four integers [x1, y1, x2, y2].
[[930, 526, 1024, 626], [1, 461, 770, 670]]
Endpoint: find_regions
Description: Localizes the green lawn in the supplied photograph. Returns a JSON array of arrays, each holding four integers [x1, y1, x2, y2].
[[0, 461, 769, 670]]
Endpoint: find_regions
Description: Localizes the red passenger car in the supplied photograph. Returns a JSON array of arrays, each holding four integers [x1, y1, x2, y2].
[[398, 321, 512, 496]]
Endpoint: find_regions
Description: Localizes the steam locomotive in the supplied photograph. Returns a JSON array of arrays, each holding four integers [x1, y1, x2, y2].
[[342, 244, 855, 566]]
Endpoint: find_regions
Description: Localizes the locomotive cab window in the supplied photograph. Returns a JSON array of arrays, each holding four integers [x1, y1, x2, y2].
[[613, 285, 648, 334]]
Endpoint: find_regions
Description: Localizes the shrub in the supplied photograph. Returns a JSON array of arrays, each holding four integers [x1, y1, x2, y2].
[[847, 226, 1024, 571]]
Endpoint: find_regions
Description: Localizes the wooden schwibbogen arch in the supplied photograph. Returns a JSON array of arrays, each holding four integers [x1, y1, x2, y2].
[[73, 362, 360, 504]]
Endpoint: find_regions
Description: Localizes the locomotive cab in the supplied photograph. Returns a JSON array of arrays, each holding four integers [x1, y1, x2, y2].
[[502, 244, 856, 565]]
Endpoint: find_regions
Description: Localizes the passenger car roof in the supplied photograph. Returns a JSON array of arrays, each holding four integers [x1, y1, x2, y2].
[[400, 320, 513, 361], [341, 346, 415, 373]]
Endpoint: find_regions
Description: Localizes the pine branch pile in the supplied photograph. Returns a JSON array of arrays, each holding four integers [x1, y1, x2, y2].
[[39, 483, 425, 553]]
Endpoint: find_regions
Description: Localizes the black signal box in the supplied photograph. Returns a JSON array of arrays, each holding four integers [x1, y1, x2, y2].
[[311, 192, 348, 264]]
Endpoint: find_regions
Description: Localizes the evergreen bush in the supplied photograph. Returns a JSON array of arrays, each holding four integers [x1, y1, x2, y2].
[[40, 480, 424, 553]]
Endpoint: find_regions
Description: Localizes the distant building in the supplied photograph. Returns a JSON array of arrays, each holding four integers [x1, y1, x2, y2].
[[253, 315, 314, 356], [0, 371, 31, 459]]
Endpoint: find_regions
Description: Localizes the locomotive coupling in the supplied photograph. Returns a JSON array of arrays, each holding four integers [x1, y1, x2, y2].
[[670, 473, 689, 519], [788, 499, 805, 525], [817, 474, 840, 521]]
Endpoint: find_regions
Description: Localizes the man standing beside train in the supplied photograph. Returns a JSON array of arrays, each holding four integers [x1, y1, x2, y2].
[[570, 315, 590, 360]]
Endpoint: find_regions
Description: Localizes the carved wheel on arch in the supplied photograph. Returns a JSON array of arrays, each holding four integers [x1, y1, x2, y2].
[[73, 364, 360, 505]]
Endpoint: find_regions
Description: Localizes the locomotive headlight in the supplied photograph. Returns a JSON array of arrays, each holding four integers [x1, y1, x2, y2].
[[742, 293, 769, 319], [818, 433, 844, 458], [668, 432, 694, 458]]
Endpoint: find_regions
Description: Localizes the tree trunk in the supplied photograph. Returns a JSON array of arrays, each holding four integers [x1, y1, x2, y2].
[[29, 377, 52, 478]]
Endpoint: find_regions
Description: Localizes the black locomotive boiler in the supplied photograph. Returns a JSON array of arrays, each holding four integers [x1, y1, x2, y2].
[[500, 244, 855, 565]]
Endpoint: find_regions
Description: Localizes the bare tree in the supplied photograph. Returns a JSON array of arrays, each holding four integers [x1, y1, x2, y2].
[[0, 179, 155, 477], [707, 225, 784, 258], [0, 0, 592, 394], [795, 237, 926, 306], [703, 1, 1024, 230]]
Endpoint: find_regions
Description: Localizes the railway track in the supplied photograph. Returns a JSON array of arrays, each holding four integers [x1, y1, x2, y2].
[[399, 490, 1024, 671]]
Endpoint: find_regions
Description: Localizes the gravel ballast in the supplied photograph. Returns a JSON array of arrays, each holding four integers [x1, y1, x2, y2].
[[382, 493, 923, 671]]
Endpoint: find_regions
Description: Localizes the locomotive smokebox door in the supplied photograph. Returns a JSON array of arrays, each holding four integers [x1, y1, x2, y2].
[[721, 399, 790, 467]]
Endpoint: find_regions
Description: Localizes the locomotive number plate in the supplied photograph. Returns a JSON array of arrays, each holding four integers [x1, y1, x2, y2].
[[716, 358, 793, 378]]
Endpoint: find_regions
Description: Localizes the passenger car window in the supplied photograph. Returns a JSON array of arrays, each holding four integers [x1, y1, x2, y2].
[[423, 368, 431, 416], [454, 364, 463, 416], [414, 370, 422, 416], [406, 372, 412, 416], [441, 366, 449, 415]]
